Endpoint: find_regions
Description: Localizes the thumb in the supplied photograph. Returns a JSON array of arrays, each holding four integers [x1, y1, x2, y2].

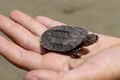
[[24, 70, 59, 80], [24, 69, 70, 80], [67, 46, 120, 80]]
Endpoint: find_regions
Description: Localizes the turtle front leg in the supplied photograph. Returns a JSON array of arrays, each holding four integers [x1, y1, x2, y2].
[[71, 50, 81, 58]]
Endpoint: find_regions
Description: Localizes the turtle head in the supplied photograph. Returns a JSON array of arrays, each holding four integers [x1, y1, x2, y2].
[[82, 34, 98, 46]]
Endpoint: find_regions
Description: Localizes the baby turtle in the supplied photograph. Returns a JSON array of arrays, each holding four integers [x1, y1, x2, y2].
[[41, 25, 98, 58]]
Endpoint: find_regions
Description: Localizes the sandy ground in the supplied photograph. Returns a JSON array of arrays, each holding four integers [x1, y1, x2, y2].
[[0, 0, 120, 80]]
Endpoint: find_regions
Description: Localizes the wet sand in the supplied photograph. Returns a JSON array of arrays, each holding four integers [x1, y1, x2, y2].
[[0, 0, 120, 80]]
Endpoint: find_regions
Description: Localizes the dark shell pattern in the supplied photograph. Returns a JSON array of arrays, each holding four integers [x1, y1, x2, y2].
[[41, 25, 88, 52]]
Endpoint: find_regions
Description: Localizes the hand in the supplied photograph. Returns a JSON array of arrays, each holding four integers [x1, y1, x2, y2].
[[0, 10, 120, 80], [0, 10, 70, 71], [25, 45, 120, 80]]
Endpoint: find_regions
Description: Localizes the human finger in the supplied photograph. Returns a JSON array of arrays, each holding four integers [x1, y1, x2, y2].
[[0, 35, 42, 70], [24, 69, 67, 80], [24, 70, 58, 80], [0, 15, 40, 53], [10, 10, 47, 36], [35, 16, 65, 28]]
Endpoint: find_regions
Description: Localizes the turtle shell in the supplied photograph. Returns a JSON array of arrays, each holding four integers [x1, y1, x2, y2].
[[74, 27, 88, 37], [41, 25, 85, 52]]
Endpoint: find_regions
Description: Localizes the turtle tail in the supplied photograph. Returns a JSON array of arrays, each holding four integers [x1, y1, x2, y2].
[[82, 34, 99, 46]]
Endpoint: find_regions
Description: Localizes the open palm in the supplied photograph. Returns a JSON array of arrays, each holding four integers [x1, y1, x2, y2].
[[0, 10, 72, 71], [0, 11, 120, 80]]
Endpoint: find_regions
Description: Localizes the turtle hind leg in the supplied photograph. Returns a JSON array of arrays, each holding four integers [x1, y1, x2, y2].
[[71, 50, 81, 58]]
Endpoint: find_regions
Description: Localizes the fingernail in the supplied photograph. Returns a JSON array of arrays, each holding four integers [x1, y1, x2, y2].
[[31, 77, 38, 80]]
